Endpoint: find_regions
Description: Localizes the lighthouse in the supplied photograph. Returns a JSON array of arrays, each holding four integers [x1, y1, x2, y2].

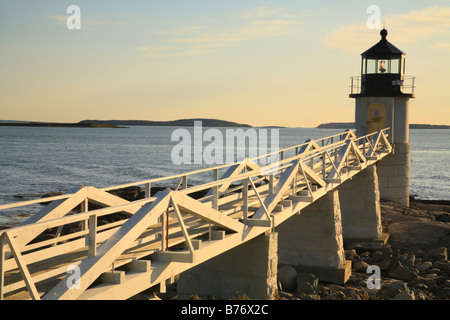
[[350, 29, 416, 206]]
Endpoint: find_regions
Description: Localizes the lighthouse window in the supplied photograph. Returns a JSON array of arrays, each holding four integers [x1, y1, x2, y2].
[[365, 58, 401, 74], [390, 59, 400, 74], [366, 59, 377, 74]]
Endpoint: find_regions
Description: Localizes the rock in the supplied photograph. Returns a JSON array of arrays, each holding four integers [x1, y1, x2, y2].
[[379, 255, 394, 271], [411, 248, 427, 258], [347, 272, 369, 287], [427, 268, 441, 274], [432, 260, 450, 274], [379, 280, 408, 298], [415, 261, 433, 272], [302, 294, 321, 300], [317, 284, 331, 295], [372, 250, 390, 262], [380, 244, 394, 254], [388, 221, 450, 250], [323, 291, 346, 300], [393, 289, 415, 300], [437, 235, 450, 251], [343, 287, 363, 300], [108, 186, 145, 201], [445, 280, 450, 287], [327, 284, 346, 292], [357, 280, 367, 288], [436, 213, 450, 222], [278, 265, 297, 292], [442, 287, 450, 297], [277, 291, 294, 300], [348, 242, 383, 254], [345, 249, 357, 260], [296, 273, 318, 294], [353, 260, 370, 272], [414, 277, 438, 291], [428, 247, 448, 260], [396, 253, 416, 269], [360, 252, 371, 261], [412, 283, 428, 291], [388, 264, 418, 281]]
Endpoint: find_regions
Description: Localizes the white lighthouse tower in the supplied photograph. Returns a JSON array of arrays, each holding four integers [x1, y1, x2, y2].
[[350, 29, 416, 206]]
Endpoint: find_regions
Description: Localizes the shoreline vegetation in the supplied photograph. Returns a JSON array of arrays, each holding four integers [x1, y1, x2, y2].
[[0, 122, 125, 128], [0, 119, 251, 128], [0, 119, 448, 129]]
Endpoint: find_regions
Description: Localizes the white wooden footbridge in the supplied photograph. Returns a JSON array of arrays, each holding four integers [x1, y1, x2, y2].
[[0, 128, 392, 300]]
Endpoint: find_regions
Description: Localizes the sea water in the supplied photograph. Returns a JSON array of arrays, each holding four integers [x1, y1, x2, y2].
[[0, 126, 448, 223]]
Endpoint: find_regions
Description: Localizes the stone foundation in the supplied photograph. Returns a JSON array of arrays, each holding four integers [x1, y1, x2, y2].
[[377, 142, 410, 207], [277, 190, 350, 284], [338, 165, 383, 240], [177, 232, 278, 300]]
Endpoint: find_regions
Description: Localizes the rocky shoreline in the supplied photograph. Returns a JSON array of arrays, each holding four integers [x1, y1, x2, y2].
[[273, 198, 450, 300]]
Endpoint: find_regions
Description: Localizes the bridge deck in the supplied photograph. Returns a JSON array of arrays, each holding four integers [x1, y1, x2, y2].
[[0, 129, 392, 300]]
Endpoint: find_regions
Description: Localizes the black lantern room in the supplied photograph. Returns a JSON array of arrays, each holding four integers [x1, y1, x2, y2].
[[350, 29, 415, 98]]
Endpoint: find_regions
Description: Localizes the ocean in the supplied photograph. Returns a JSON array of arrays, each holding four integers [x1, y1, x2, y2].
[[0, 126, 448, 224]]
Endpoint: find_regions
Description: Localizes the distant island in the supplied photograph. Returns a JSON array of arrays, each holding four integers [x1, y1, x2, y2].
[[0, 122, 124, 128], [317, 122, 450, 129], [0, 118, 252, 128], [78, 119, 252, 127]]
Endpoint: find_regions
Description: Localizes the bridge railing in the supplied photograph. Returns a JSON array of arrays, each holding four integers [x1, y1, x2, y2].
[[0, 128, 392, 300]]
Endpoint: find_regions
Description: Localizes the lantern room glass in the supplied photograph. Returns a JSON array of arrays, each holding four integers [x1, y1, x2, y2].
[[362, 57, 402, 74]]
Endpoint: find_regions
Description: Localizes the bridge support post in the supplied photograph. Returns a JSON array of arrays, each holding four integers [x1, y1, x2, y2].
[[377, 142, 410, 207], [338, 165, 384, 242], [277, 190, 351, 284], [177, 232, 278, 300]]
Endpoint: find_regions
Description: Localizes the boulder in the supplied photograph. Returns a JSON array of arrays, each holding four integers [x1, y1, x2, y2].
[[353, 261, 370, 272], [348, 242, 383, 254], [372, 250, 391, 262], [388, 264, 418, 281], [296, 273, 318, 294], [432, 260, 450, 275], [379, 255, 394, 271], [345, 249, 357, 260], [302, 294, 321, 300], [428, 247, 448, 260], [379, 280, 408, 298], [387, 221, 450, 250], [277, 265, 297, 292], [395, 253, 416, 269], [393, 289, 415, 300], [415, 261, 433, 273], [442, 287, 450, 298], [435, 213, 450, 223]]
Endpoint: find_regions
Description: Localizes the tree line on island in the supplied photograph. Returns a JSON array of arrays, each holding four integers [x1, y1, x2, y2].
[[0, 119, 447, 129]]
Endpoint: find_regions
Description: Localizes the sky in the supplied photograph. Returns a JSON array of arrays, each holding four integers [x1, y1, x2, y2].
[[0, 0, 449, 127]]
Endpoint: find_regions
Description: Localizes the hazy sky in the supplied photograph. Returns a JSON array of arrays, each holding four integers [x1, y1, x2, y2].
[[1, 0, 449, 127]]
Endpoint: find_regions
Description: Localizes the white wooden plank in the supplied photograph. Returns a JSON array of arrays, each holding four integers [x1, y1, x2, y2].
[[172, 192, 243, 233], [5, 232, 41, 300], [253, 159, 300, 220], [15, 187, 87, 248], [42, 191, 172, 300]]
